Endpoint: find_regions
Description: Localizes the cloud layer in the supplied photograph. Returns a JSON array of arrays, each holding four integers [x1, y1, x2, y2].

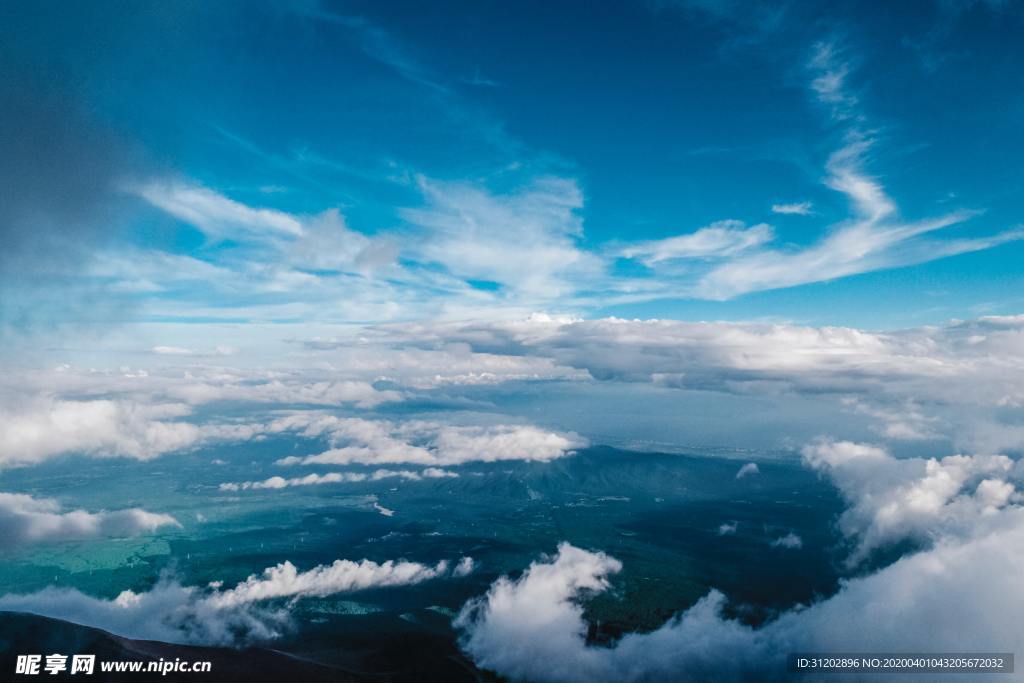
[[0, 554, 473, 646]]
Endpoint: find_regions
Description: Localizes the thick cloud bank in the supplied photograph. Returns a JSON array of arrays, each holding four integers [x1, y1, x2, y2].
[[803, 440, 1018, 564], [457, 528, 1024, 682], [0, 391, 576, 469], [380, 314, 1024, 453], [0, 554, 473, 646], [0, 492, 179, 548], [8, 314, 1024, 469]]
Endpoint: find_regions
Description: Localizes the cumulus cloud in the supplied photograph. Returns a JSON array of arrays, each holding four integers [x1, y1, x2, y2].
[[373, 502, 395, 517], [803, 439, 1017, 564], [0, 363, 408, 466], [717, 521, 738, 536], [457, 527, 1024, 682], [219, 467, 458, 491], [770, 532, 802, 549], [453, 556, 476, 577], [456, 543, 625, 682], [270, 415, 585, 467], [0, 398, 261, 467], [205, 556, 462, 609], [735, 462, 759, 478], [220, 472, 367, 491], [0, 492, 179, 548], [0, 554, 473, 646]]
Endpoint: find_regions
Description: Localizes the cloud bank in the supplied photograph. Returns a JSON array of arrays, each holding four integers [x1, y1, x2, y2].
[[457, 522, 1024, 682], [803, 439, 1017, 564], [271, 415, 585, 467], [0, 493, 179, 548]]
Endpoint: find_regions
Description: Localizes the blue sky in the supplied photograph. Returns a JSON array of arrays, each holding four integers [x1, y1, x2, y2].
[[3, 0, 1024, 356], [7, 6, 1024, 670]]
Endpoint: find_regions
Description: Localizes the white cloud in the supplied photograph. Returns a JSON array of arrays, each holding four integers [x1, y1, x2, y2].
[[271, 415, 585, 467], [694, 139, 1019, 300], [378, 314, 1024, 453], [422, 466, 460, 478], [735, 462, 759, 478], [0, 398, 266, 467], [0, 492, 179, 548], [403, 176, 602, 300], [283, 207, 396, 273], [457, 524, 1024, 682], [109, 129, 1022, 320], [0, 553, 473, 646], [808, 41, 859, 121], [12, 312, 1024, 469], [133, 180, 303, 239], [152, 345, 194, 356], [678, 44, 1023, 301], [219, 467, 458, 491], [841, 398, 940, 441], [770, 202, 813, 215], [205, 556, 463, 609], [16, 362, 401, 411], [770, 532, 802, 549], [151, 345, 237, 358], [802, 439, 1016, 564], [219, 472, 366, 491], [456, 543, 624, 683], [453, 556, 476, 577], [717, 521, 738, 536], [621, 221, 773, 265]]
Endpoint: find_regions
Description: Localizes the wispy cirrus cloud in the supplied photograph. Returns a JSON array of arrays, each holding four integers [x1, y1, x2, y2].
[[681, 43, 1024, 300], [770, 201, 813, 215], [620, 220, 773, 265], [132, 180, 303, 239], [124, 102, 1021, 322], [403, 175, 602, 300]]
